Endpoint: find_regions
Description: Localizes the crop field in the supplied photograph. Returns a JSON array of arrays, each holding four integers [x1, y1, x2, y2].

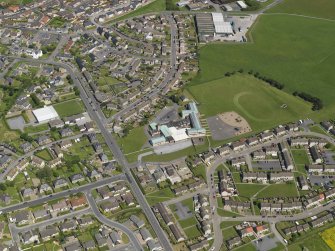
[[267, 0, 335, 20], [188, 74, 312, 133], [190, 15, 335, 122], [321, 226, 335, 250]]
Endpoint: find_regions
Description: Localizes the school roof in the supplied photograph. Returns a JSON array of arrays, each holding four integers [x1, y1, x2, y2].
[[32, 106, 59, 123]]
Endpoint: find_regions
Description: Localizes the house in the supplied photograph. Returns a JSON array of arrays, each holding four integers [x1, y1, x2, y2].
[[69, 196, 87, 209], [260, 202, 271, 212], [290, 138, 309, 147], [247, 137, 259, 146], [20, 142, 33, 153], [77, 216, 94, 226], [169, 224, 184, 242], [31, 156, 45, 168], [70, 173, 85, 183], [6, 168, 19, 181], [39, 226, 58, 241], [305, 193, 325, 208], [231, 157, 246, 168], [98, 153, 108, 163], [49, 158, 62, 168], [286, 123, 299, 132], [21, 188, 35, 198], [97, 186, 111, 199], [33, 209, 49, 220], [140, 228, 152, 242], [270, 172, 294, 183], [252, 150, 266, 160], [227, 236, 242, 249], [260, 132, 274, 141], [310, 146, 322, 164], [324, 165, 335, 173], [51, 200, 68, 212], [88, 169, 101, 180], [36, 135, 50, 145], [274, 127, 286, 136], [307, 164, 324, 173], [110, 231, 122, 245], [0, 194, 11, 205], [297, 176, 309, 190], [95, 233, 107, 247], [21, 231, 39, 245], [217, 145, 230, 156], [254, 225, 269, 235], [201, 151, 215, 164], [82, 240, 95, 250], [321, 121, 333, 131], [101, 200, 120, 212], [188, 240, 209, 251], [324, 188, 335, 199], [49, 119, 64, 128], [52, 145, 63, 158], [59, 128, 73, 137], [238, 226, 254, 238], [147, 239, 163, 251], [10, 210, 29, 225], [59, 140, 72, 149], [59, 220, 77, 232], [39, 183, 52, 193], [92, 142, 102, 152], [53, 178, 68, 189], [155, 203, 173, 225], [230, 141, 246, 151]]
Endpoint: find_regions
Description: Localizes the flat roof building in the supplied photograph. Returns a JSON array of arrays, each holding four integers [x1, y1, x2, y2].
[[32, 106, 59, 123]]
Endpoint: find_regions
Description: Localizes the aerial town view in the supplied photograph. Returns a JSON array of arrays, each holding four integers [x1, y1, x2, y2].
[[0, 0, 334, 250]]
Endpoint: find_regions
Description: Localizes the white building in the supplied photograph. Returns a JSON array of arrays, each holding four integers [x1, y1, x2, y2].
[[32, 106, 59, 123]]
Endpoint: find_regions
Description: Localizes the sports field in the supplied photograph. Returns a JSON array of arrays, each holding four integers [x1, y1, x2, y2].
[[267, 0, 335, 20], [53, 99, 85, 118], [190, 14, 335, 121], [188, 74, 312, 132]]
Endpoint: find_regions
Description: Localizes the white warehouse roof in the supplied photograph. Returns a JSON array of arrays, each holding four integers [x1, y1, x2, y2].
[[237, 0, 248, 9], [212, 12, 233, 34], [33, 106, 59, 123]]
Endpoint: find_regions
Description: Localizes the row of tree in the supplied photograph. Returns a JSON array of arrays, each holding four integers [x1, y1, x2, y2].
[[293, 91, 323, 110]]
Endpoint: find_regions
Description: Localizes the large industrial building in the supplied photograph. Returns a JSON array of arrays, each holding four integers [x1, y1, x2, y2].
[[149, 102, 206, 146], [32, 106, 60, 123], [195, 12, 233, 42]]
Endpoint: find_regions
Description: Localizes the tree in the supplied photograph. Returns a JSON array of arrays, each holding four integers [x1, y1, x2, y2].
[[20, 133, 33, 142], [0, 183, 6, 191]]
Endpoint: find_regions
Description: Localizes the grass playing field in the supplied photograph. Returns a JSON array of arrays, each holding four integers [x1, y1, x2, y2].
[[190, 14, 335, 122], [266, 0, 335, 20], [188, 74, 312, 132], [53, 99, 85, 118]]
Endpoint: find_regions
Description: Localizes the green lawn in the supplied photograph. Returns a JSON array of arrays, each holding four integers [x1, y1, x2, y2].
[[309, 125, 328, 135], [235, 184, 268, 199], [188, 74, 312, 133], [184, 225, 202, 239], [0, 119, 19, 142], [145, 187, 175, 205], [179, 216, 198, 228], [191, 164, 207, 180], [117, 126, 147, 154], [291, 149, 310, 165], [256, 183, 298, 198], [189, 14, 335, 122], [111, 0, 166, 22], [35, 149, 53, 161], [266, 0, 335, 20], [142, 141, 209, 162], [24, 123, 49, 134], [53, 99, 85, 117]]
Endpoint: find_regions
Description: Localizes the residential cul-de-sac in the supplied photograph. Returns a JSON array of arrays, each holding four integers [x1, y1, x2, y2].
[[0, 0, 335, 251]]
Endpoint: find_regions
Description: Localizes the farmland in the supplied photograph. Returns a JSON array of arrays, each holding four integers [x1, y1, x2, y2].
[[189, 14, 335, 122], [188, 74, 312, 133], [320, 226, 335, 250]]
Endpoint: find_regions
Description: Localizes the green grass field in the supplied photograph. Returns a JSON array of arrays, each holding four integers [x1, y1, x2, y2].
[[266, 0, 335, 20], [256, 183, 298, 198], [235, 184, 268, 198], [189, 14, 335, 122], [35, 149, 53, 161], [116, 126, 147, 154], [291, 149, 310, 165], [188, 74, 312, 132], [53, 99, 84, 118], [111, 0, 165, 22]]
